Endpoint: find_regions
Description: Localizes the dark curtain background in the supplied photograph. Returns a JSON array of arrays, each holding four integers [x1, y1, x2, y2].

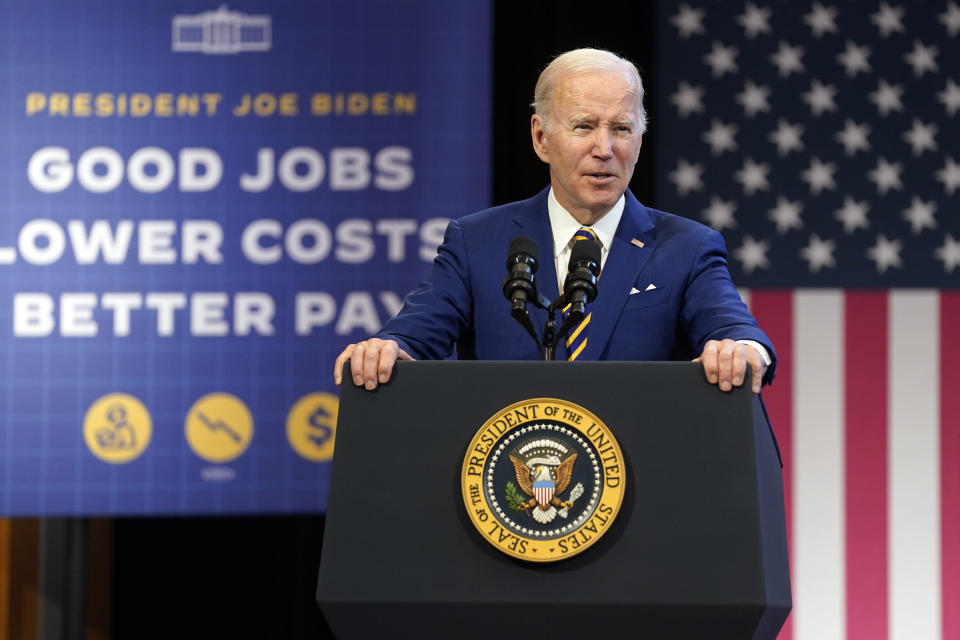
[[111, 3, 656, 637]]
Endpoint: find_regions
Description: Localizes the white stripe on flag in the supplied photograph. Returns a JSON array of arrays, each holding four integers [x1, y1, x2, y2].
[[889, 291, 941, 640], [737, 287, 751, 310], [793, 290, 845, 640]]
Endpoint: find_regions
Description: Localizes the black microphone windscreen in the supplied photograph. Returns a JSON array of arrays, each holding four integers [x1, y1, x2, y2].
[[507, 236, 539, 270], [569, 235, 601, 268]]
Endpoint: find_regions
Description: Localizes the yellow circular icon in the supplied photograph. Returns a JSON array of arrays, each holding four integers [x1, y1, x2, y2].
[[286, 392, 338, 462], [184, 393, 253, 463], [83, 393, 152, 464]]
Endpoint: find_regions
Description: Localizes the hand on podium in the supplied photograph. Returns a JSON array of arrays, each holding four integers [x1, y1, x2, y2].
[[694, 338, 764, 394], [334, 338, 414, 390]]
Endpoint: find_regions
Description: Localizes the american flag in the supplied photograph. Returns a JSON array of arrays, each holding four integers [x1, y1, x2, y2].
[[654, 2, 959, 639]]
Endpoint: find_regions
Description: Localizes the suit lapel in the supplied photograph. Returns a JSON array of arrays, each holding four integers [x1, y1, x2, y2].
[[511, 188, 559, 333], [579, 193, 657, 361]]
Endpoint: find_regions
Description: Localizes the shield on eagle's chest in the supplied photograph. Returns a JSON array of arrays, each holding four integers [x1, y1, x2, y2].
[[533, 480, 554, 508]]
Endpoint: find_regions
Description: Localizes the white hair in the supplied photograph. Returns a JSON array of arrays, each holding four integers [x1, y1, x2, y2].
[[532, 48, 647, 133]]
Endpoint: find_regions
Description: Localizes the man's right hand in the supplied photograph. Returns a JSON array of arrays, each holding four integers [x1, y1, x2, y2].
[[334, 338, 414, 390]]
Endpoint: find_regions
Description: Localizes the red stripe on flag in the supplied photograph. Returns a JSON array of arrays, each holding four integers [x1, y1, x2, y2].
[[941, 291, 960, 639], [749, 290, 793, 640], [844, 292, 888, 640]]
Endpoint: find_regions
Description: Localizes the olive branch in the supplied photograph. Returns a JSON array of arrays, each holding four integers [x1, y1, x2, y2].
[[505, 481, 525, 511]]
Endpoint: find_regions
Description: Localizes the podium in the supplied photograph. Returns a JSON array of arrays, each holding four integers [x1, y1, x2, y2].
[[317, 361, 791, 639]]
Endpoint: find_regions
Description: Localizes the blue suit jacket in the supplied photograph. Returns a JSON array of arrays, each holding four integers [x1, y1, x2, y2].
[[378, 188, 777, 384]]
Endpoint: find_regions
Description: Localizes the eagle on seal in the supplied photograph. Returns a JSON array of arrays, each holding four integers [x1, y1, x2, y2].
[[509, 452, 577, 524]]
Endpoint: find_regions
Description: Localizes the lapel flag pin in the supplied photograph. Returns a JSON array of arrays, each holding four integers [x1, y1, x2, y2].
[[631, 238, 645, 249]]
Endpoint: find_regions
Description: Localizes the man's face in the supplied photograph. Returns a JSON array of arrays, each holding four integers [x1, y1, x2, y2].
[[531, 71, 643, 225]]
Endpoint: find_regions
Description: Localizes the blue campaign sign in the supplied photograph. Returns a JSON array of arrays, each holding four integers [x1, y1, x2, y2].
[[0, 1, 491, 515]]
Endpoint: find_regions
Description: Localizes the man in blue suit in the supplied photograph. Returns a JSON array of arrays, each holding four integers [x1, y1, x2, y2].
[[335, 48, 775, 393]]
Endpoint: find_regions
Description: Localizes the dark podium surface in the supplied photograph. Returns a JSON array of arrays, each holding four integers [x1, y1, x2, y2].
[[318, 361, 790, 639]]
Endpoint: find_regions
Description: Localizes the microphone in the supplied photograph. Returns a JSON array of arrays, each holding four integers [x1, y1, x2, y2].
[[562, 236, 600, 320], [503, 236, 539, 312]]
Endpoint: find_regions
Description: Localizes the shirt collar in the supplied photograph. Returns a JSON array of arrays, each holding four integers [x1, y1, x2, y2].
[[547, 188, 624, 258]]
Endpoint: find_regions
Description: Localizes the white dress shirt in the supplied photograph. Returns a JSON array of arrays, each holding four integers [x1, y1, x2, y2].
[[547, 187, 623, 291]]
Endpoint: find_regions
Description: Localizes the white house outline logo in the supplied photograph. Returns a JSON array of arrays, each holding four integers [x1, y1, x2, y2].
[[172, 5, 271, 54]]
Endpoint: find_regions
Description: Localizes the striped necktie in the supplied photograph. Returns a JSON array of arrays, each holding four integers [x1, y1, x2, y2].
[[564, 227, 600, 361]]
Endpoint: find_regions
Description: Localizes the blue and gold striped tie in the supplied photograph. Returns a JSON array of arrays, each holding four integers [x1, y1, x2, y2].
[[564, 227, 599, 361]]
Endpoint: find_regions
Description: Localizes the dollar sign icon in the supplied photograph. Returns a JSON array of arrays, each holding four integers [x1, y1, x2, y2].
[[307, 406, 333, 447], [287, 393, 338, 462]]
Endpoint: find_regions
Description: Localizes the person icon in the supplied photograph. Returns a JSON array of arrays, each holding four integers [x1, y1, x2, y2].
[[95, 403, 137, 450]]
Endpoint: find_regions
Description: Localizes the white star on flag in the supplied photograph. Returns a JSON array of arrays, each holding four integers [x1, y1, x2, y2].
[[868, 157, 903, 194], [867, 234, 903, 272], [733, 235, 770, 272], [800, 234, 837, 272], [737, 2, 772, 39], [804, 2, 839, 38], [768, 196, 804, 233], [902, 119, 938, 156], [871, 2, 906, 38], [768, 119, 804, 156], [902, 197, 938, 234], [941, 1, 960, 36], [670, 81, 705, 118], [836, 41, 872, 77], [803, 79, 837, 116], [801, 157, 837, 194], [669, 158, 704, 195], [835, 196, 871, 234], [936, 156, 960, 194], [703, 41, 739, 77], [670, 3, 706, 39], [835, 119, 871, 156], [869, 80, 904, 116], [770, 41, 805, 77], [735, 158, 770, 195], [903, 40, 939, 77], [935, 234, 960, 273], [702, 119, 738, 155], [937, 78, 960, 116], [736, 80, 771, 117], [702, 196, 738, 230]]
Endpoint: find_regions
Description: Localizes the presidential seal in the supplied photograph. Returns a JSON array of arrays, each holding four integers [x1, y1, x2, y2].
[[461, 398, 625, 562]]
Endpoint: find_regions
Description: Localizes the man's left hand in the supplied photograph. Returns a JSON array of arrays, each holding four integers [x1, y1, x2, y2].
[[693, 339, 763, 394]]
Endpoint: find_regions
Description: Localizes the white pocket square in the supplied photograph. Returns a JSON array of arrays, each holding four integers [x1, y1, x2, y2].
[[629, 284, 658, 295]]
